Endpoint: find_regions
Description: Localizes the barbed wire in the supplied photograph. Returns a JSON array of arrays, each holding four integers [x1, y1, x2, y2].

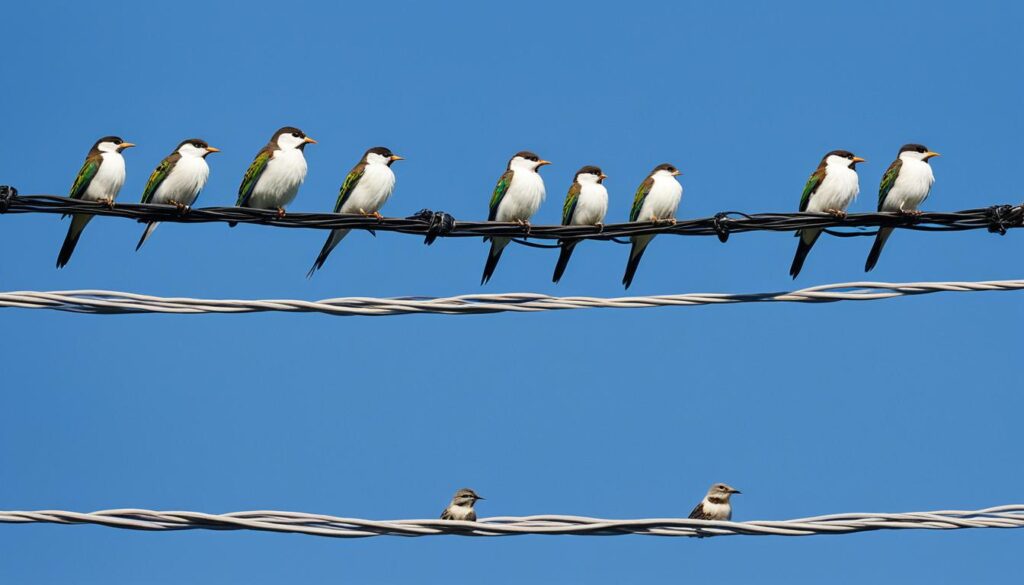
[[1, 505, 1021, 538], [0, 279, 1020, 316], [1, 190, 1021, 246]]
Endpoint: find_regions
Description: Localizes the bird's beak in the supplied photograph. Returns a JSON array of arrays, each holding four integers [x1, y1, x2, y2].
[[924, 151, 941, 160], [206, 146, 221, 153], [672, 169, 682, 176], [119, 142, 136, 150], [537, 160, 552, 167], [390, 154, 404, 162], [600, 174, 608, 180], [475, 496, 485, 501], [852, 156, 866, 164], [731, 488, 741, 494], [303, 137, 318, 144]]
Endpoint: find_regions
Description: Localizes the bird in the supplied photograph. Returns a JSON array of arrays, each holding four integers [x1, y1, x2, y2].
[[789, 150, 865, 278], [440, 488, 485, 521], [865, 144, 940, 272], [552, 165, 609, 283], [481, 151, 550, 284], [621, 163, 683, 289], [56, 135, 136, 268], [136, 138, 220, 250], [688, 483, 741, 521], [307, 146, 403, 276], [233, 126, 316, 225]]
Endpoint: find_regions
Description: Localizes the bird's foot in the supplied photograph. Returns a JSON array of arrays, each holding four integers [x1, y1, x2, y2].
[[825, 208, 847, 219], [595, 222, 605, 233], [169, 200, 191, 214], [276, 207, 287, 219], [898, 209, 924, 217], [360, 209, 384, 220], [653, 217, 677, 225], [101, 197, 115, 209], [516, 219, 532, 235]]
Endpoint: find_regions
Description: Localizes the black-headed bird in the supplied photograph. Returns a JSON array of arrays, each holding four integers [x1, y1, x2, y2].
[[481, 151, 550, 284], [688, 483, 741, 521], [307, 146, 403, 276], [865, 144, 939, 271], [56, 136, 136, 268], [136, 138, 220, 250], [234, 126, 316, 221], [440, 488, 484, 521], [552, 165, 609, 283], [622, 163, 682, 289], [789, 150, 865, 278]]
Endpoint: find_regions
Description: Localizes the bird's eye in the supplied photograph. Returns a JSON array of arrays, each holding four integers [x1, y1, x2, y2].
[[292, 132, 301, 138]]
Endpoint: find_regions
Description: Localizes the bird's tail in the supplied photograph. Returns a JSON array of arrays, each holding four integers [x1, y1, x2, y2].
[[56, 214, 92, 269], [481, 237, 509, 285], [788, 228, 822, 279], [135, 221, 160, 251], [622, 235, 653, 289], [551, 240, 578, 284], [864, 227, 893, 272], [307, 228, 351, 278]]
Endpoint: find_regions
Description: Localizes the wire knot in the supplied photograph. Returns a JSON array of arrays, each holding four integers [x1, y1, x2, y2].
[[408, 209, 456, 245], [712, 212, 732, 243], [0, 185, 16, 213], [985, 204, 1020, 236]]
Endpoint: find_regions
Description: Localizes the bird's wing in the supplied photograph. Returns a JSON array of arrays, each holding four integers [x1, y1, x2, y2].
[[236, 147, 273, 207], [487, 169, 514, 222], [140, 152, 181, 204], [69, 153, 101, 200], [799, 166, 826, 212], [877, 158, 903, 211], [334, 161, 367, 212], [688, 502, 708, 520], [561, 182, 582, 225], [629, 176, 655, 222], [440, 508, 452, 520]]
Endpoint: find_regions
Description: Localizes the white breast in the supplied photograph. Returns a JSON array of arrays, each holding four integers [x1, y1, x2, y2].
[[571, 182, 609, 226], [83, 152, 126, 202], [701, 499, 732, 521], [638, 176, 682, 221], [496, 170, 546, 222], [152, 156, 210, 206], [883, 159, 934, 211], [339, 163, 396, 214], [807, 166, 859, 213], [445, 504, 475, 520], [249, 149, 308, 209]]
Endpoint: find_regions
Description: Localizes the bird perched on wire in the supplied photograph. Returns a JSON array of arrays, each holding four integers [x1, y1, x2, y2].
[[789, 150, 865, 278], [56, 136, 136, 268], [136, 138, 220, 250], [865, 143, 940, 272], [440, 488, 485, 521], [552, 165, 609, 283], [622, 163, 683, 289], [307, 146, 404, 277], [688, 483, 741, 521], [232, 126, 316, 225], [481, 151, 551, 285]]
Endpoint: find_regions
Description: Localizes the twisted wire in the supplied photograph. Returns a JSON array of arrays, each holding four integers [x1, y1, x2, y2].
[[2, 506, 1022, 538]]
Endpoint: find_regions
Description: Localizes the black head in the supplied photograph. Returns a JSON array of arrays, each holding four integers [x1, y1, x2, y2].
[[91, 136, 135, 153], [575, 165, 606, 183], [651, 162, 680, 175], [271, 126, 317, 150], [899, 143, 929, 154], [822, 149, 864, 168], [364, 146, 403, 166], [514, 150, 541, 162]]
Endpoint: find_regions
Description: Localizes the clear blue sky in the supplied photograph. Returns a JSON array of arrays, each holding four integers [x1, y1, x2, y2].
[[1, 1, 1022, 583]]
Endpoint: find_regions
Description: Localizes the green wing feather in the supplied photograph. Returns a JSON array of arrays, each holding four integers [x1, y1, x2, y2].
[[140, 154, 177, 204], [334, 162, 367, 212], [236, 149, 272, 207], [799, 167, 826, 212], [629, 177, 654, 222], [877, 159, 903, 211], [69, 156, 100, 200], [561, 182, 581, 225], [488, 169, 514, 222]]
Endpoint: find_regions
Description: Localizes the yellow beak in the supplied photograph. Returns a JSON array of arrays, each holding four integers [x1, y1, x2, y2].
[[390, 154, 404, 161], [852, 156, 866, 163], [206, 146, 221, 153], [537, 160, 552, 167], [672, 169, 681, 176], [600, 174, 608, 180], [303, 136, 318, 145], [924, 151, 941, 160], [119, 142, 136, 150]]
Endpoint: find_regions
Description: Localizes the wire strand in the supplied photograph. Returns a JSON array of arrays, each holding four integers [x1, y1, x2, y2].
[[2, 505, 1021, 538], [0, 279, 1021, 316]]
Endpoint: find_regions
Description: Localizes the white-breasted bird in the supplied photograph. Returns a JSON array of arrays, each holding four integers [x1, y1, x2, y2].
[[789, 150, 865, 278], [56, 135, 136, 268], [440, 488, 485, 521], [481, 150, 550, 284], [865, 143, 940, 271], [688, 482, 741, 521], [622, 163, 683, 289], [552, 165, 609, 283], [307, 146, 404, 276], [234, 126, 316, 222], [136, 138, 220, 250]]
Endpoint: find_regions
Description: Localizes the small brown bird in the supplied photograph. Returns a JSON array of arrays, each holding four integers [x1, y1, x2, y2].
[[688, 483, 741, 520], [440, 488, 484, 521]]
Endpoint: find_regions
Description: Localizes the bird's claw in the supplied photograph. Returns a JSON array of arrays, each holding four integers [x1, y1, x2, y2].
[[516, 219, 532, 235], [899, 209, 924, 217], [653, 217, 677, 226], [169, 200, 191, 214], [101, 198, 115, 209], [276, 207, 287, 219], [595, 222, 605, 233], [825, 208, 847, 219]]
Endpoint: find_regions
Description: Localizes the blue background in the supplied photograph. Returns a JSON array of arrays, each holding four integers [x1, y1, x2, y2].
[[1, 1, 1022, 583]]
